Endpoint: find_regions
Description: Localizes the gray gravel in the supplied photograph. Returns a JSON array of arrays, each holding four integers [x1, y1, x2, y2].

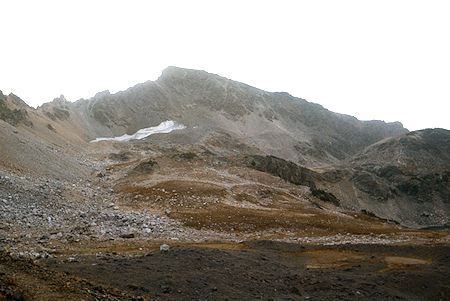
[[0, 162, 238, 259]]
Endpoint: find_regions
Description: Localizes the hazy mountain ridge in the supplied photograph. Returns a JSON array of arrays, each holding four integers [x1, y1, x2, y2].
[[36, 66, 408, 167]]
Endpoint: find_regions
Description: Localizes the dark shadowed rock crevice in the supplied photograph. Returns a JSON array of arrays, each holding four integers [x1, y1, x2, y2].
[[243, 155, 318, 188]]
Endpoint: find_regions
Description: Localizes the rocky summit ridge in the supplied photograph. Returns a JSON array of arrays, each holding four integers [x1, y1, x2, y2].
[[39, 66, 408, 167]]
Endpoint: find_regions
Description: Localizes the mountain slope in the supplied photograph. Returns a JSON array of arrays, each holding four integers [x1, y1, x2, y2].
[[38, 67, 407, 168], [317, 129, 450, 227], [0, 91, 90, 180]]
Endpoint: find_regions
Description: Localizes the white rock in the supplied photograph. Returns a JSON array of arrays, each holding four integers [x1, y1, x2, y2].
[[160, 244, 170, 251]]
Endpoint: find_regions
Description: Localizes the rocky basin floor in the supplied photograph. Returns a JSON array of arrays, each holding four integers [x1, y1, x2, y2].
[[1, 240, 449, 301], [44, 242, 450, 301], [1, 155, 449, 300]]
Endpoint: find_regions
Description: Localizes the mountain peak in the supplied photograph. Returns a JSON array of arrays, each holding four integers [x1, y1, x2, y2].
[[7, 93, 30, 108], [161, 66, 201, 75], [52, 94, 69, 103], [158, 66, 223, 83], [93, 90, 111, 99]]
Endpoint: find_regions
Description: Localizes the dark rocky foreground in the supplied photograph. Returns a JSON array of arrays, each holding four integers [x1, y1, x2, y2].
[[38, 241, 450, 301]]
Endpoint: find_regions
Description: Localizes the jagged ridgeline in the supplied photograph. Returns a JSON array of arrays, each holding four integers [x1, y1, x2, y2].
[[0, 91, 33, 127]]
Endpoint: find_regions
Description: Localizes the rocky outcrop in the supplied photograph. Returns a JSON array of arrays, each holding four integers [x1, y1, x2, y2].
[[318, 129, 450, 228], [244, 155, 318, 188], [0, 91, 33, 127], [244, 155, 341, 206]]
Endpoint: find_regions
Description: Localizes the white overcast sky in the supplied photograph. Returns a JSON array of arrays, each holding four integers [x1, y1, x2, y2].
[[1, 0, 449, 131]]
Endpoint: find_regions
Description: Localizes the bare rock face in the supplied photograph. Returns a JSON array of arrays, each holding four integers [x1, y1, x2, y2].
[[40, 95, 71, 121], [244, 155, 341, 206], [244, 155, 318, 188]]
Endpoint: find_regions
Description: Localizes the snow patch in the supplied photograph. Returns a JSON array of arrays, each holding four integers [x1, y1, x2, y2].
[[90, 120, 186, 143]]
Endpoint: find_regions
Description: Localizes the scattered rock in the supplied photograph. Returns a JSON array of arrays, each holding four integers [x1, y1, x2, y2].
[[160, 244, 170, 252]]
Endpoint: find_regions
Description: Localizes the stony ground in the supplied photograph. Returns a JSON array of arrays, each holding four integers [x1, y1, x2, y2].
[[1, 144, 449, 300], [45, 242, 450, 301], [0, 165, 239, 261]]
